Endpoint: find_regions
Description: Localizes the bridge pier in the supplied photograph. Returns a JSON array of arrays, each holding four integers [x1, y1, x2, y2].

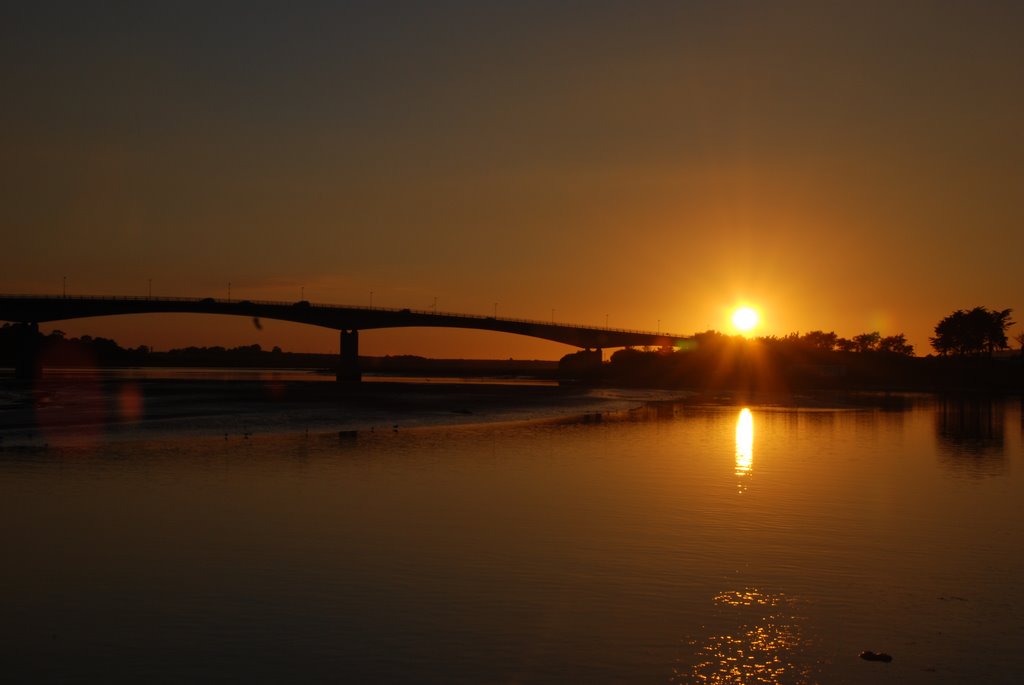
[[336, 329, 361, 383], [13, 322, 42, 380]]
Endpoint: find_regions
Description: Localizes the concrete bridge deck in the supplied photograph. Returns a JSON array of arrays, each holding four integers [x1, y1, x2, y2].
[[0, 294, 686, 381]]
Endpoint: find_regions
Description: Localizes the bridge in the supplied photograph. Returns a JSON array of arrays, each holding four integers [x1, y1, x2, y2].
[[0, 294, 685, 381]]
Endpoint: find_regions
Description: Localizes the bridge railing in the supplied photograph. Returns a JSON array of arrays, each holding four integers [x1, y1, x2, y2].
[[0, 293, 686, 338]]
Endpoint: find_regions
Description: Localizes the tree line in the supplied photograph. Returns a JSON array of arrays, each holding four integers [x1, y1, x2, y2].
[[704, 305, 1015, 357], [559, 305, 1020, 391], [930, 307, 1014, 356], [0, 326, 331, 368], [757, 330, 915, 355], [750, 305, 1014, 357]]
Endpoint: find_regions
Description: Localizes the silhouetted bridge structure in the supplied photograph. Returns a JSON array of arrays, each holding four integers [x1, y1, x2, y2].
[[0, 294, 685, 381]]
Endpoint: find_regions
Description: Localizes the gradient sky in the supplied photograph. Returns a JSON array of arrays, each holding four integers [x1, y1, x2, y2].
[[3, 1, 1022, 358]]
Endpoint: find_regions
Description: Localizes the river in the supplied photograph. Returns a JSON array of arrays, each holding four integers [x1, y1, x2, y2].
[[1, 371, 1022, 683]]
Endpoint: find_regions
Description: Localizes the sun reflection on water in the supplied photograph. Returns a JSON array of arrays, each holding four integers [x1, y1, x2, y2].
[[735, 408, 753, 484], [674, 589, 817, 684]]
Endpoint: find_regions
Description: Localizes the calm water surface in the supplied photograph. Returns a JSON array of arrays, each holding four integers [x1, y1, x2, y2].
[[1, 387, 1022, 683]]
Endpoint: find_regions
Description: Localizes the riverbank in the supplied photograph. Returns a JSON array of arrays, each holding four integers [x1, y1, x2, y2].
[[4, 367, 1011, 450], [0, 373, 691, 447]]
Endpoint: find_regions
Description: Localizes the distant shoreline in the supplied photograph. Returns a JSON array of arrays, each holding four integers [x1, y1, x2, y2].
[[4, 322, 1021, 393]]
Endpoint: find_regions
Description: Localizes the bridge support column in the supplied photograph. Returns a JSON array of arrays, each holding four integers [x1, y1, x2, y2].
[[337, 329, 361, 383], [14, 322, 42, 381]]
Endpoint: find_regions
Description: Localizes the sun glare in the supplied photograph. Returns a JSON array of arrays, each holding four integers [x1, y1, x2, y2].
[[731, 306, 760, 334]]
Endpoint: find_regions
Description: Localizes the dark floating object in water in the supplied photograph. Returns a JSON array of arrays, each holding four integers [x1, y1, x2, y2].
[[860, 650, 893, 663]]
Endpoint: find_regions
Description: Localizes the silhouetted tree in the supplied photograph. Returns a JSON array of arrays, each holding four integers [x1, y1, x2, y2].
[[800, 330, 838, 351], [835, 337, 856, 352], [853, 332, 881, 353], [878, 333, 914, 356], [930, 307, 1014, 356], [692, 330, 732, 351]]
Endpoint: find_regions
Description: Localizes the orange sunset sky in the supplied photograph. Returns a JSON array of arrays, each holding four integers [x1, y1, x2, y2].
[[3, 2, 1022, 359]]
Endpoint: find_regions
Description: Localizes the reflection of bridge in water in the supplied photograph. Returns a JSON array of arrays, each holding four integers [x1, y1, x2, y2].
[[0, 294, 686, 381]]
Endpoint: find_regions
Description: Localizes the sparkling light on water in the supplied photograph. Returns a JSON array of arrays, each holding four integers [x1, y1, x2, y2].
[[675, 589, 817, 684]]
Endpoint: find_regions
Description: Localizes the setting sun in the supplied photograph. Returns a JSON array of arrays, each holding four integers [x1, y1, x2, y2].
[[731, 306, 760, 334]]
